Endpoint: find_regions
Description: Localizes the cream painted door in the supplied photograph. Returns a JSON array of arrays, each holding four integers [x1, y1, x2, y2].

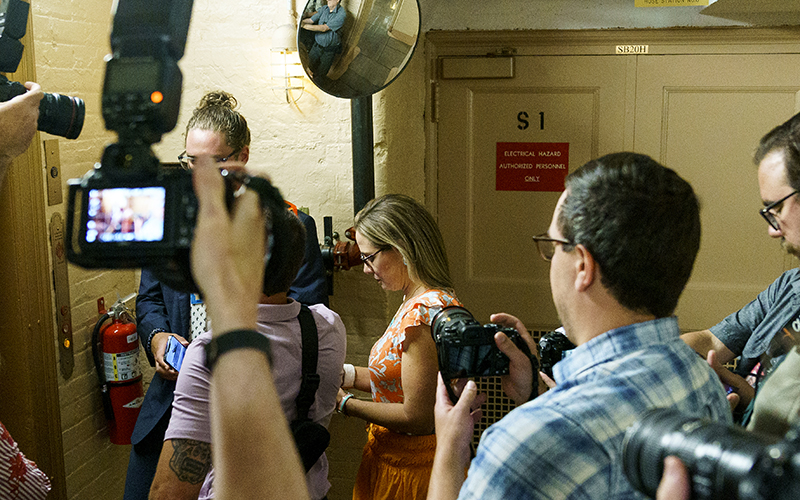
[[435, 55, 636, 329], [433, 32, 800, 332], [634, 54, 800, 330]]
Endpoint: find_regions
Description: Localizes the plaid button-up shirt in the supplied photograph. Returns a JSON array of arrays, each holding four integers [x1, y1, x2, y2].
[[459, 316, 732, 500]]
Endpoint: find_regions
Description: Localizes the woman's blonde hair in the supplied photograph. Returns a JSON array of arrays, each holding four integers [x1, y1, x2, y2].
[[355, 194, 453, 291], [185, 90, 250, 152]]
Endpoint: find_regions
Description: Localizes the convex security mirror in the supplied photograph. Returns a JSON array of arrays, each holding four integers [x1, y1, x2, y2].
[[298, 0, 420, 99]]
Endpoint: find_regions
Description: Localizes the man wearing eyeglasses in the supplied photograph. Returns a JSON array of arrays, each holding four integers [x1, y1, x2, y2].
[[124, 90, 328, 500], [681, 112, 800, 430], [428, 152, 731, 500]]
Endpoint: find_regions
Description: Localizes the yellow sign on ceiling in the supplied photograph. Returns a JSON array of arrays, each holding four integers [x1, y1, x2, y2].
[[635, 0, 709, 6]]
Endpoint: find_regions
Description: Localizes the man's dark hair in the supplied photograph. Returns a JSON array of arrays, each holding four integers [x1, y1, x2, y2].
[[263, 210, 306, 297], [558, 152, 700, 318], [754, 111, 800, 190]]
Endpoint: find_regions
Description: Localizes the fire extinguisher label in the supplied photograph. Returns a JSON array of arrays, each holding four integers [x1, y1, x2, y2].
[[127, 333, 138, 344], [123, 396, 145, 409], [104, 348, 142, 382]]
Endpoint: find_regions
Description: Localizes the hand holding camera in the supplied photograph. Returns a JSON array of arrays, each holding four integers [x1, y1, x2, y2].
[[0, 81, 41, 169], [489, 312, 545, 404], [431, 374, 487, 477], [0, 76, 84, 140], [431, 306, 538, 404], [189, 156, 268, 333]]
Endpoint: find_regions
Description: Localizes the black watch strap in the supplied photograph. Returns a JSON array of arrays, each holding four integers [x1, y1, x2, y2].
[[205, 329, 272, 371]]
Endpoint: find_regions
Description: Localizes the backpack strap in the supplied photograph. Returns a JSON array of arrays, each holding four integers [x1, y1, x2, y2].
[[295, 304, 320, 422]]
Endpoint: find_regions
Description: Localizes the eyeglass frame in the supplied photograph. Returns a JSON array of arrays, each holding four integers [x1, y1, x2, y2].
[[360, 247, 386, 270], [759, 190, 799, 231], [177, 149, 241, 170], [531, 233, 573, 262]]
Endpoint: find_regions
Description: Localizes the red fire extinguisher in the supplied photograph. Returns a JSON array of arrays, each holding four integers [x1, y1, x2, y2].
[[92, 295, 144, 445]]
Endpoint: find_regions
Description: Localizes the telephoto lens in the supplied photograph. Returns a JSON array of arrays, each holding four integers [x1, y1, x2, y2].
[[38, 91, 85, 139], [0, 76, 85, 139], [622, 407, 800, 500]]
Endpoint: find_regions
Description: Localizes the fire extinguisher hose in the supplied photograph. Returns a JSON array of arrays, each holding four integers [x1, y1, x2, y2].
[[92, 312, 115, 421]]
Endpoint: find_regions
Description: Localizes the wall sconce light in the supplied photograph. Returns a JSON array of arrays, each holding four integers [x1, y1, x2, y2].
[[271, 23, 304, 104]]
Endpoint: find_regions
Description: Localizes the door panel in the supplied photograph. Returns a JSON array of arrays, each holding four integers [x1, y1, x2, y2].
[[634, 54, 800, 330], [435, 42, 800, 333], [437, 55, 635, 328]]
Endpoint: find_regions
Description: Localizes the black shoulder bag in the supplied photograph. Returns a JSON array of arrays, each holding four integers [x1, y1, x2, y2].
[[291, 305, 331, 472]]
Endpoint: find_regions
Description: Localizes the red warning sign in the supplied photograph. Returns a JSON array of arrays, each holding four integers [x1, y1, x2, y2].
[[496, 142, 569, 192]]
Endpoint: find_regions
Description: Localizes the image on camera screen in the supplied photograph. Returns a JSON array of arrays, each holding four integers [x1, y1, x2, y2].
[[86, 187, 166, 243], [445, 344, 503, 378]]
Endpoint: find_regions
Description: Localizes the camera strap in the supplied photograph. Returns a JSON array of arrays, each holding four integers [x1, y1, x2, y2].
[[291, 304, 331, 473], [295, 304, 320, 422]]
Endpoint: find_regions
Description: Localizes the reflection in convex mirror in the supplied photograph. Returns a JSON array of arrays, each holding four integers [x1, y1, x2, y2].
[[299, 0, 420, 99]]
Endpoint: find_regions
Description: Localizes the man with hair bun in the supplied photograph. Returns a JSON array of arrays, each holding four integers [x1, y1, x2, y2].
[[123, 90, 328, 500]]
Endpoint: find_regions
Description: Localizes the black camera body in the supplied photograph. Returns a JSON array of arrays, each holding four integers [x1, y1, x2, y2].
[[63, 0, 214, 291], [66, 141, 290, 293], [66, 145, 195, 270], [538, 329, 575, 379], [623, 407, 800, 500], [432, 306, 534, 381], [63, 0, 295, 293], [101, 56, 182, 145]]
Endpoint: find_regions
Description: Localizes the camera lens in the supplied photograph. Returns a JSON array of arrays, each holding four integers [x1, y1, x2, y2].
[[38, 92, 85, 140], [431, 306, 477, 341], [623, 408, 777, 500]]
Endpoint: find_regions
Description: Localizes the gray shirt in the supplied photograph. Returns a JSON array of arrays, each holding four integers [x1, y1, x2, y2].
[[711, 268, 800, 363], [311, 4, 346, 47]]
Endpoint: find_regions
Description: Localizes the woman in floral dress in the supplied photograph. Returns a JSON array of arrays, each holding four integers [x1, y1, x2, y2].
[[337, 194, 461, 500]]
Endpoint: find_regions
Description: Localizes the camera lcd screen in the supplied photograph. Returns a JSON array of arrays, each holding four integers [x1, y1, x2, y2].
[[444, 344, 507, 378], [105, 59, 161, 93], [86, 187, 166, 243]]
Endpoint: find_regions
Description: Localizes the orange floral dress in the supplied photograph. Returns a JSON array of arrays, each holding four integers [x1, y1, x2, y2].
[[352, 289, 461, 500]]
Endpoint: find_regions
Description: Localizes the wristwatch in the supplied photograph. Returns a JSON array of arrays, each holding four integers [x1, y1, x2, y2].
[[204, 329, 272, 371]]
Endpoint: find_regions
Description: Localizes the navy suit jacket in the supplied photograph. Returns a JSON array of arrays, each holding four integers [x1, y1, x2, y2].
[[131, 211, 328, 444]]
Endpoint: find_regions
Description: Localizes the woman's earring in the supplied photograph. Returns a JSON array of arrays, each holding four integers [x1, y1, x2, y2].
[[403, 258, 408, 266]]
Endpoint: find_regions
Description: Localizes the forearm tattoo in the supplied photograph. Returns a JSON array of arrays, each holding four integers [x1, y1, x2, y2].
[[169, 439, 212, 484]]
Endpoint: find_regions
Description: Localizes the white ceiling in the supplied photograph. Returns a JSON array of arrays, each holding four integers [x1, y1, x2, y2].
[[419, 0, 800, 32], [702, 0, 800, 24]]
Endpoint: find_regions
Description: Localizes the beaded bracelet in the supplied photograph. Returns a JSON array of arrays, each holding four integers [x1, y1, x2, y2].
[[146, 328, 165, 358]]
